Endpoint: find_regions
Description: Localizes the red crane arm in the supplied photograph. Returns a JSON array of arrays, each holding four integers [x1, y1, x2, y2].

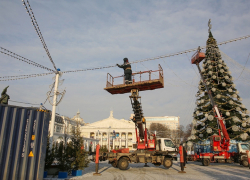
[[214, 107, 230, 141]]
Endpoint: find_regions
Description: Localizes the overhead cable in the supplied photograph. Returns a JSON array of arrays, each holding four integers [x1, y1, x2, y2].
[[130, 35, 250, 64], [61, 35, 250, 74], [236, 53, 250, 80], [2, 34, 250, 81], [22, 0, 57, 71], [220, 50, 250, 75], [162, 59, 196, 87], [9, 99, 40, 106], [186, 53, 199, 77], [0, 72, 54, 81], [0, 47, 55, 72]]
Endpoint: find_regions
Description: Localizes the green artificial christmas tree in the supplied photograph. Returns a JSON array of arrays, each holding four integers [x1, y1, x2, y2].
[[69, 120, 89, 171], [190, 25, 250, 143], [56, 141, 71, 173], [99, 145, 108, 153], [44, 131, 55, 171]]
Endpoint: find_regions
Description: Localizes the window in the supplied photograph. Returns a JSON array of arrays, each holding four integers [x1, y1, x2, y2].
[[241, 144, 250, 150], [56, 126, 62, 133], [164, 139, 175, 148], [214, 137, 220, 141]]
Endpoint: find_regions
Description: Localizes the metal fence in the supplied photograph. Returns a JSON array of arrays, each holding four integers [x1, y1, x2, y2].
[[0, 104, 51, 180]]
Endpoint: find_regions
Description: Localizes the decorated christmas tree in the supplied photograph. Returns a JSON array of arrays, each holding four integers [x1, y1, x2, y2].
[[190, 24, 250, 142]]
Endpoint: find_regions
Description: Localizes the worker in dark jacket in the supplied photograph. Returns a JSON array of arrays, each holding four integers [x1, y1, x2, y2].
[[183, 145, 187, 167], [117, 58, 132, 84]]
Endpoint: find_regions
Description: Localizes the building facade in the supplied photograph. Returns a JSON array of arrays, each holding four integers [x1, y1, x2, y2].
[[52, 111, 181, 151], [81, 111, 136, 151], [145, 116, 180, 130], [52, 110, 99, 152]]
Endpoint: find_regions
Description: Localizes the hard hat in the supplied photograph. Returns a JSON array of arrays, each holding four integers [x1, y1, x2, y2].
[[123, 57, 128, 62]]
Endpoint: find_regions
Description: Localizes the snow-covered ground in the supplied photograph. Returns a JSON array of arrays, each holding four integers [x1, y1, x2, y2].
[[44, 160, 250, 180]]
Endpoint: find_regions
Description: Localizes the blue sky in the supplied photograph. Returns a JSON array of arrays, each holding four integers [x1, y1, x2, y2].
[[1, 0, 250, 127]]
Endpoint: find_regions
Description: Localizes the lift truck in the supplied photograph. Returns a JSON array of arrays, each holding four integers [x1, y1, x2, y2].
[[98, 65, 178, 170], [191, 48, 250, 167]]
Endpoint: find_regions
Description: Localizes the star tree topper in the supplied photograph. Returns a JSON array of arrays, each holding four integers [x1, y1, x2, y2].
[[208, 19, 212, 33]]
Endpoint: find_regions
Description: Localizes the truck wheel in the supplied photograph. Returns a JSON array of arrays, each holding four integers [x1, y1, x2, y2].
[[118, 157, 129, 170], [202, 158, 210, 166], [153, 163, 161, 167], [111, 161, 117, 168], [242, 160, 249, 167], [163, 158, 172, 169], [99, 156, 103, 161]]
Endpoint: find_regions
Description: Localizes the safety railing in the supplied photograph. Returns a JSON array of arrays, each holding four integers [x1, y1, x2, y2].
[[106, 64, 164, 87]]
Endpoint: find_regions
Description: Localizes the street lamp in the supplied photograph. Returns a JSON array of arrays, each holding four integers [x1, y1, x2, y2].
[[108, 126, 111, 152], [112, 130, 115, 150], [97, 130, 100, 143]]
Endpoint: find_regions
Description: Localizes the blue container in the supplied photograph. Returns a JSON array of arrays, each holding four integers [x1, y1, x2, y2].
[[43, 171, 48, 178], [0, 104, 51, 180], [58, 171, 68, 178], [72, 170, 82, 176]]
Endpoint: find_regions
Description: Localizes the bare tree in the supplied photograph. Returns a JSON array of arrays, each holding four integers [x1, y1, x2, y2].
[[149, 123, 171, 138], [171, 125, 185, 145], [183, 123, 192, 142], [179, 125, 185, 138]]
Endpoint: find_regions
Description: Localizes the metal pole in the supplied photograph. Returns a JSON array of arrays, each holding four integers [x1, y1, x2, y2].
[[178, 145, 186, 173], [93, 144, 101, 176], [247, 150, 250, 169], [98, 130, 100, 146], [196, 63, 216, 107], [49, 70, 60, 139], [108, 126, 111, 152]]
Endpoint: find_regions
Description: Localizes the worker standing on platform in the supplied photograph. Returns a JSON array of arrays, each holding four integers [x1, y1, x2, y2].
[[117, 58, 132, 84]]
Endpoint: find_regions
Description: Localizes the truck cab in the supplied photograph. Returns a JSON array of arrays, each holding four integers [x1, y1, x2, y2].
[[231, 143, 250, 167], [238, 143, 250, 153], [156, 138, 176, 151], [237, 143, 250, 167], [156, 138, 178, 160]]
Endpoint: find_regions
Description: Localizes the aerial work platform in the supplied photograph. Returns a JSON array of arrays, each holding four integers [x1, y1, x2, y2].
[[104, 64, 164, 94], [191, 49, 205, 64]]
